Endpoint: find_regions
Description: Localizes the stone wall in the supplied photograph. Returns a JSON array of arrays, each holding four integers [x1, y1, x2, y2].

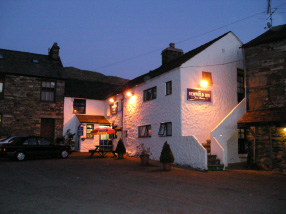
[[0, 75, 65, 141], [245, 39, 286, 111]]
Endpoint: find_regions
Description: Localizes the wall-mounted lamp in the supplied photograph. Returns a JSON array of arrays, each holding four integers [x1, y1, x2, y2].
[[200, 80, 208, 88], [126, 91, 133, 97], [283, 128, 286, 132], [109, 98, 115, 103]]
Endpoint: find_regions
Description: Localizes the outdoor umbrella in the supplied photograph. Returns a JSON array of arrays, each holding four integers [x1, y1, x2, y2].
[[91, 127, 115, 135]]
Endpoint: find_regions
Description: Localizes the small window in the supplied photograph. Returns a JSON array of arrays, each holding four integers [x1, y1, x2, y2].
[[0, 75, 4, 99], [41, 81, 56, 102], [158, 122, 172, 136], [166, 81, 172, 95], [23, 138, 38, 146], [202, 71, 213, 86], [138, 125, 151, 138], [86, 124, 94, 139], [143, 87, 157, 101], [73, 99, 86, 114], [0, 54, 3, 59], [32, 59, 39, 63]]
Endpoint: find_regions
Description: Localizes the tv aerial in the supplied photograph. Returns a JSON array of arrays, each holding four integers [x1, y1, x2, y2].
[[265, 0, 277, 29]]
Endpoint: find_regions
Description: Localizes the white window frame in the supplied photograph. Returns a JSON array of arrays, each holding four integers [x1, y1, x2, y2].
[[158, 122, 172, 136]]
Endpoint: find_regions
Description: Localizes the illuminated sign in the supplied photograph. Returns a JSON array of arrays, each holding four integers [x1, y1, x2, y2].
[[187, 88, 211, 102], [110, 102, 118, 115]]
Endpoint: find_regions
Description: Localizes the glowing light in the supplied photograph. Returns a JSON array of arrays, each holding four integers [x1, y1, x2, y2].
[[126, 91, 133, 97], [283, 128, 286, 132], [109, 98, 115, 103], [200, 80, 208, 87]]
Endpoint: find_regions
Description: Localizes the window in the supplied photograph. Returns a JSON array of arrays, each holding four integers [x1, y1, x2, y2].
[[138, 125, 151, 138], [32, 59, 39, 63], [158, 122, 172, 136], [0, 113, 2, 127], [202, 71, 213, 86], [143, 87, 157, 101], [0, 54, 3, 59], [86, 124, 94, 139], [238, 128, 248, 154], [73, 99, 86, 114], [237, 69, 245, 103], [0, 75, 4, 99], [41, 81, 56, 102], [166, 81, 172, 95], [23, 137, 38, 146], [38, 138, 51, 146]]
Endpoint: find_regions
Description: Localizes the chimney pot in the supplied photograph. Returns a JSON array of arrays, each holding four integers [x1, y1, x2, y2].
[[49, 42, 60, 60]]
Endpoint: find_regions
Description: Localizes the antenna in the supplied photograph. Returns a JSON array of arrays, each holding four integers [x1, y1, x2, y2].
[[265, 0, 277, 29]]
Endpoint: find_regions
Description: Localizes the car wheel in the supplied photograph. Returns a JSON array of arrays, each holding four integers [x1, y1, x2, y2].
[[60, 150, 69, 159], [15, 151, 26, 161]]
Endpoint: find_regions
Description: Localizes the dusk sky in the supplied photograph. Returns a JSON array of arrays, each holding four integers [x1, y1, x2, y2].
[[0, 0, 285, 80]]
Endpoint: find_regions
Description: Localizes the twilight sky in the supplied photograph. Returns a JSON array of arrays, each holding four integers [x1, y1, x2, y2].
[[0, 0, 285, 80]]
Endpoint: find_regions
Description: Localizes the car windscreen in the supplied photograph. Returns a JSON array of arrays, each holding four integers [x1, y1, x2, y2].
[[9, 137, 26, 145]]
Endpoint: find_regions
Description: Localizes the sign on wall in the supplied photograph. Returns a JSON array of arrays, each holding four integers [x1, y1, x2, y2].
[[110, 102, 118, 115], [187, 89, 211, 102]]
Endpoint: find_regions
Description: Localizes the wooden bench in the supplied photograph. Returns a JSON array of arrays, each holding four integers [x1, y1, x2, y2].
[[89, 145, 117, 158]]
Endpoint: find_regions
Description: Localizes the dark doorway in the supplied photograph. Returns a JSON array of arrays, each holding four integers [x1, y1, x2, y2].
[[41, 118, 55, 142]]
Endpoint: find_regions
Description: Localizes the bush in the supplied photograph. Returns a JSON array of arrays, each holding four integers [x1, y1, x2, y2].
[[160, 142, 174, 163], [115, 138, 126, 154]]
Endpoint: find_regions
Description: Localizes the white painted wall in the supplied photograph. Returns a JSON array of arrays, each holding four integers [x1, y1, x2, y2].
[[63, 97, 106, 152], [181, 32, 243, 145]]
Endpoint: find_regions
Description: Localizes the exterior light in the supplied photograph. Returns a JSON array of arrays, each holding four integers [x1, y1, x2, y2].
[[200, 80, 208, 87], [283, 128, 286, 132], [109, 98, 115, 103], [126, 91, 133, 97]]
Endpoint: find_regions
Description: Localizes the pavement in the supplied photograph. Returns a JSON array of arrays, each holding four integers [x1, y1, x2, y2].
[[0, 152, 285, 214]]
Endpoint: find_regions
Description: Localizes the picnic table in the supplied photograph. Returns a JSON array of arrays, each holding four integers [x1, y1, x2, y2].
[[89, 145, 117, 158]]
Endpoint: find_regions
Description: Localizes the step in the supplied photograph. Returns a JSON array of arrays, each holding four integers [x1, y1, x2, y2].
[[202, 143, 210, 148], [208, 159, 220, 165], [206, 139, 211, 144], [207, 155, 217, 161], [208, 164, 224, 171]]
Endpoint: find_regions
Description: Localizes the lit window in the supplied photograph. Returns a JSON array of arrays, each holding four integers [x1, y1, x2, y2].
[[73, 99, 86, 114], [41, 81, 55, 102], [166, 81, 172, 95], [0, 75, 4, 99], [138, 125, 151, 138], [158, 122, 172, 136], [143, 87, 156, 101], [202, 71, 213, 86], [86, 124, 94, 139]]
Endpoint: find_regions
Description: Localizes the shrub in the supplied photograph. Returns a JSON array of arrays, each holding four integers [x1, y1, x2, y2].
[[115, 138, 126, 154], [160, 142, 174, 163]]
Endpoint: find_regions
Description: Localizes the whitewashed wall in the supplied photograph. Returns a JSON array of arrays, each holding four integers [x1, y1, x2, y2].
[[181, 32, 243, 145], [63, 97, 106, 152]]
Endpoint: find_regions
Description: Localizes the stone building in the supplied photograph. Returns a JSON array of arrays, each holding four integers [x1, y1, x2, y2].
[[238, 25, 286, 170], [0, 43, 65, 142]]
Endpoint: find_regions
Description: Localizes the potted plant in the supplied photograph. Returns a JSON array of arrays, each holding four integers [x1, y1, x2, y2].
[[115, 138, 126, 159], [159, 142, 175, 171], [136, 144, 152, 165]]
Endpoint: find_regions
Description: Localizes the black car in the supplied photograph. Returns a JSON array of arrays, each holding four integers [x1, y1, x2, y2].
[[0, 136, 72, 161]]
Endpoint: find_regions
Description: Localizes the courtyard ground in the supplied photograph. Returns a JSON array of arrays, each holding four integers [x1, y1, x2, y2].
[[0, 152, 285, 214]]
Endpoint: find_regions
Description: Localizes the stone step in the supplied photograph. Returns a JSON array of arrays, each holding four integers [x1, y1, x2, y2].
[[207, 155, 217, 161], [208, 164, 224, 171], [206, 139, 211, 144], [208, 159, 220, 165]]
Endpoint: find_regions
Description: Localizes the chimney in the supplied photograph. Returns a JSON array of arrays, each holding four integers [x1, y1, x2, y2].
[[49, 42, 60, 60], [161, 43, 183, 64]]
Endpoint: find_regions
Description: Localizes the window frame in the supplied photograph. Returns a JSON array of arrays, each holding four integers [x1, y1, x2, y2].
[[138, 125, 152, 138], [41, 80, 56, 102], [237, 68, 245, 103], [166, 81, 172, 96], [202, 71, 213, 86], [158, 122, 172, 137], [0, 113, 2, 128], [0, 75, 4, 99], [86, 124, 94, 139], [143, 87, 157, 102], [73, 99, 86, 114]]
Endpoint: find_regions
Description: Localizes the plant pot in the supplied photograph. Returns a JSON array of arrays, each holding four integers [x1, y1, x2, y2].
[[118, 153, 124, 159], [140, 154, 150, 165], [163, 163, 172, 171]]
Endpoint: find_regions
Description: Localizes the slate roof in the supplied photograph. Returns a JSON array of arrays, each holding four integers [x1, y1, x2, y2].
[[237, 108, 286, 126], [65, 78, 121, 100], [117, 31, 231, 93], [0, 49, 65, 79], [76, 115, 111, 124], [243, 24, 286, 48]]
